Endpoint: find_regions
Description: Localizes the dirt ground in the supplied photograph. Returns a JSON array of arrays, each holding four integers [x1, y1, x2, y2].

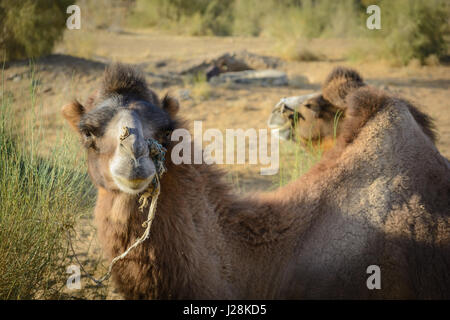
[[3, 29, 449, 299]]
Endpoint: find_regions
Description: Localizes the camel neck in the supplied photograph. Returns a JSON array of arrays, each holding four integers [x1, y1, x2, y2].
[[94, 160, 231, 298]]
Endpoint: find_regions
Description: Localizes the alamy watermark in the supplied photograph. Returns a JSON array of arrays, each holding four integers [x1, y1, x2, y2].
[[67, 262, 382, 291], [171, 121, 280, 175], [366, 265, 381, 290], [66, 5, 81, 30], [366, 5, 381, 30], [66, 4, 381, 31], [66, 264, 81, 290]]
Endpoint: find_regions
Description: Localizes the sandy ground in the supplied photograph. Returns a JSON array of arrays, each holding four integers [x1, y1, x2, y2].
[[3, 29, 449, 299]]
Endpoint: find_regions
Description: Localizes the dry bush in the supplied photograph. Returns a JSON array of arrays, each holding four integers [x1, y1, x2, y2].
[[374, 0, 449, 65], [0, 66, 95, 299], [0, 0, 72, 61]]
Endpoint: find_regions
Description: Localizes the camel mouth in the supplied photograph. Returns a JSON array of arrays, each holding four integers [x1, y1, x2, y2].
[[112, 175, 154, 194], [268, 94, 318, 141]]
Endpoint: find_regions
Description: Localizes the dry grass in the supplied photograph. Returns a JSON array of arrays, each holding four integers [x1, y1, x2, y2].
[[184, 72, 213, 101], [0, 64, 95, 299]]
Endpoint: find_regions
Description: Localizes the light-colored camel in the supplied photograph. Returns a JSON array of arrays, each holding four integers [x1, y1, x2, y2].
[[62, 64, 450, 299]]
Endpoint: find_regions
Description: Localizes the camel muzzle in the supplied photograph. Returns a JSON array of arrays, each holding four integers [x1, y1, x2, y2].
[[110, 126, 156, 194], [268, 93, 319, 140]]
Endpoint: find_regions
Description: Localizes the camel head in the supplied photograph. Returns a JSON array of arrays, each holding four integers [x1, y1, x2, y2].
[[268, 67, 367, 147], [292, 94, 342, 142], [61, 64, 179, 194], [268, 93, 343, 148]]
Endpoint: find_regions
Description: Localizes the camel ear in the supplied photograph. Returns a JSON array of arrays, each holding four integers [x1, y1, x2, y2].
[[322, 67, 365, 110], [61, 101, 85, 133], [162, 95, 179, 117]]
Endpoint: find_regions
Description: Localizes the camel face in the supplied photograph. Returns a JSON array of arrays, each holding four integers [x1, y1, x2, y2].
[[105, 107, 156, 194], [269, 94, 343, 148], [293, 94, 341, 142], [62, 64, 178, 194]]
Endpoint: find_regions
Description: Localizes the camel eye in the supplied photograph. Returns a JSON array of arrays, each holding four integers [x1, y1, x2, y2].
[[304, 103, 312, 108], [82, 131, 97, 150], [83, 130, 93, 141]]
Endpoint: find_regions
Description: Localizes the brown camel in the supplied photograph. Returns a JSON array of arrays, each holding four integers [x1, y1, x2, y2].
[[268, 93, 343, 150], [62, 64, 450, 299], [269, 83, 437, 152]]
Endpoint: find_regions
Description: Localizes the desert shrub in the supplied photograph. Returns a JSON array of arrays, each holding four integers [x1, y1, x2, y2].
[[126, 0, 449, 64], [57, 0, 132, 59], [128, 0, 362, 38], [0, 0, 72, 61], [183, 72, 213, 100], [128, 0, 233, 35], [127, 0, 168, 28], [0, 66, 95, 299], [287, 0, 360, 39], [197, 0, 234, 36], [72, 0, 131, 31], [232, 0, 275, 36], [373, 0, 449, 65]]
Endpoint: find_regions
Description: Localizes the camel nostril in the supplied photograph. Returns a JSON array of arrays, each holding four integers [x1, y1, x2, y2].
[[120, 126, 130, 141]]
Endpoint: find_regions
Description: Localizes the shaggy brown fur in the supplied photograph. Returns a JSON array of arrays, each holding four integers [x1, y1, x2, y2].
[[322, 66, 437, 144], [270, 68, 435, 153], [101, 63, 159, 104], [322, 67, 365, 109], [292, 94, 343, 150], [62, 64, 450, 299]]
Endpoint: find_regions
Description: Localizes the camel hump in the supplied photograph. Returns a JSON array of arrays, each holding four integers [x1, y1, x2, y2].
[[345, 86, 438, 144], [402, 100, 438, 143], [323, 67, 437, 144], [101, 63, 159, 105], [322, 66, 365, 109]]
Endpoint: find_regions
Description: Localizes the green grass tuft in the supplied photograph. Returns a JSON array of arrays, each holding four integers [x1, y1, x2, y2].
[[0, 64, 95, 299]]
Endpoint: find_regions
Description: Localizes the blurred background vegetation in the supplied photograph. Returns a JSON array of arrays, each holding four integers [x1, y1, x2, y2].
[[1, 0, 449, 65], [0, 0, 72, 61]]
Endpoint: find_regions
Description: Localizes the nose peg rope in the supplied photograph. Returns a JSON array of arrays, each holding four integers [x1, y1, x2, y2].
[[70, 128, 167, 286]]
